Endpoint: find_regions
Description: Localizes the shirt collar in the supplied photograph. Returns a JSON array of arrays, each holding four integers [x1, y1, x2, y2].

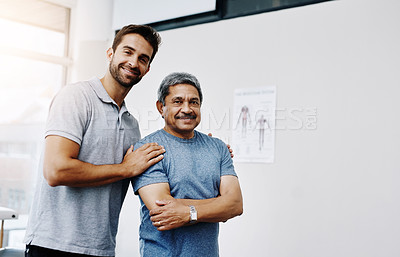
[[88, 77, 128, 112]]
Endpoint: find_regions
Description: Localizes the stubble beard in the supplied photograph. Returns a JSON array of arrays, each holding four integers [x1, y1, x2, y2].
[[109, 62, 142, 88]]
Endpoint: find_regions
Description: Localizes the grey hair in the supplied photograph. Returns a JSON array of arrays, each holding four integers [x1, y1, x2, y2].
[[157, 72, 203, 105]]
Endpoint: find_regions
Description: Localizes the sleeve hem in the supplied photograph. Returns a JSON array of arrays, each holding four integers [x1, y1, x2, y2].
[[45, 130, 82, 146], [133, 178, 169, 195]]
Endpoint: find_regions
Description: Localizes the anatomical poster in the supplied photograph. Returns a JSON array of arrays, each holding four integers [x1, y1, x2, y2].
[[232, 86, 276, 163]]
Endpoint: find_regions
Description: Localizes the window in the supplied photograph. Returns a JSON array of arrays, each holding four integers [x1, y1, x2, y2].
[[0, 0, 70, 248]]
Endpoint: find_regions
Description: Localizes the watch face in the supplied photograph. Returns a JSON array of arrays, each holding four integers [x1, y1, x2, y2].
[[189, 206, 197, 222]]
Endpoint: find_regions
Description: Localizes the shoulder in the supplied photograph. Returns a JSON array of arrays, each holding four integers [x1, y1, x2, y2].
[[63, 79, 91, 92], [141, 130, 165, 142], [54, 80, 92, 102], [49, 82, 95, 119], [49, 81, 90, 111], [194, 131, 230, 157], [195, 131, 226, 148], [134, 130, 164, 148]]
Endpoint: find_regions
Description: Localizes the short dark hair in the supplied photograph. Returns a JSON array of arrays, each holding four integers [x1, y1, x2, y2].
[[158, 72, 203, 105], [112, 24, 161, 64]]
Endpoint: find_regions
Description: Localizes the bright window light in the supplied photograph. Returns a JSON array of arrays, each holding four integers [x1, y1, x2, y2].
[[0, 18, 65, 57]]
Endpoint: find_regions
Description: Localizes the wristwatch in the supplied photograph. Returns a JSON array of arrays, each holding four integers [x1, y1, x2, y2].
[[189, 205, 197, 224]]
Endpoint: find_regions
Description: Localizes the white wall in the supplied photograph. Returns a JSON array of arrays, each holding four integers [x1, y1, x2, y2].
[[73, 0, 400, 256]]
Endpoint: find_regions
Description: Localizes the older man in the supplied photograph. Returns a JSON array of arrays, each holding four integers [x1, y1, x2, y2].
[[132, 72, 243, 257]]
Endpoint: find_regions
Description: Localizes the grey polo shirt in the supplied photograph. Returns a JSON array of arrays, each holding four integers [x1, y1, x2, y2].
[[24, 77, 140, 256]]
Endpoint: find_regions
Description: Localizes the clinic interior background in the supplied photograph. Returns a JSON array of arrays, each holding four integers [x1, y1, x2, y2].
[[1, 0, 400, 256]]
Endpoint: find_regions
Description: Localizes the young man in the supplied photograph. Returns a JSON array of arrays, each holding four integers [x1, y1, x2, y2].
[[24, 25, 165, 257], [132, 72, 243, 257]]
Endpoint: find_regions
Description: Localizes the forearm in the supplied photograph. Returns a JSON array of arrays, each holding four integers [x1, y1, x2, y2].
[[43, 136, 164, 188], [176, 197, 217, 206], [178, 176, 243, 223], [44, 157, 127, 187], [143, 177, 243, 231], [178, 195, 243, 223]]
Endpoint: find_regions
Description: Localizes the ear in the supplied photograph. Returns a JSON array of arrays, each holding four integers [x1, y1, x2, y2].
[[106, 47, 113, 61], [156, 100, 164, 118]]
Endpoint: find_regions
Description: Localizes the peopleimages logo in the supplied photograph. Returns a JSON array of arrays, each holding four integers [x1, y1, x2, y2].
[[274, 107, 317, 130], [129, 106, 318, 132]]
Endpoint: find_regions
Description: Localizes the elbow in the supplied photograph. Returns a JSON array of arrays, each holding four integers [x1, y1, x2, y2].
[[234, 203, 243, 217], [237, 206, 244, 216], [46, 178, 60, 187], [225, 193, 243, 219], [227, 199, 243, 219], [233, 195, 244, 217], [43, 162, 63, 187], [223, 204, 242, 223], [233, 191, 244, 217], [44, 169, 60, 187]]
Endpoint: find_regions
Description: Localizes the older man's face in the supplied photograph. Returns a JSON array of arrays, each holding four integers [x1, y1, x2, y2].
[[158, 84, 201, 139]]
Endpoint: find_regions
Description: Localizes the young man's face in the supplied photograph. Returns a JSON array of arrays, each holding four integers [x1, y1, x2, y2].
[[157, 84, 201, 139], [108, 33, 153, 88]]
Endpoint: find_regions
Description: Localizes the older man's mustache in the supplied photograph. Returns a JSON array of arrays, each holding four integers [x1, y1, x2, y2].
[[176, 115, 197, 119]]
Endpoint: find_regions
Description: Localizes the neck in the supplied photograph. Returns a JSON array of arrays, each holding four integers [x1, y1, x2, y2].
[[163, 127, 195, 139], [100, 74, 131, 108]]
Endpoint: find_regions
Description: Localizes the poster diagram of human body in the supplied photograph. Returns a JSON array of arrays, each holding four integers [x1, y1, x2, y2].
[[232, 86, 276, 163]]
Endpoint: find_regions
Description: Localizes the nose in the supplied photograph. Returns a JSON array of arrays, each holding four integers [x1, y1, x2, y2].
[[127, 56, 139, 69], [181, 101, 192, 113]]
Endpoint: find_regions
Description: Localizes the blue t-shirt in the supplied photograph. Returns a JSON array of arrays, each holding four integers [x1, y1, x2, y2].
[[132, 129, 237, 257]]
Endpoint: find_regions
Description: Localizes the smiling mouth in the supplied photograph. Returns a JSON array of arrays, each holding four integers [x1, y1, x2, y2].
[[121, 66, 140, 76]]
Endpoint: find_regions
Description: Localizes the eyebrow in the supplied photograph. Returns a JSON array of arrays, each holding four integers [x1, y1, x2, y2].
[[171, 96, 200, 101], [122, 45, 150, 61]]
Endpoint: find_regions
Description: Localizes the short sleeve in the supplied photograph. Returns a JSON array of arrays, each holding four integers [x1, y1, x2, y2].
[[132, 140, 169, 194], [218, 140, 237, 177], [45, 85, 90, 145]]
